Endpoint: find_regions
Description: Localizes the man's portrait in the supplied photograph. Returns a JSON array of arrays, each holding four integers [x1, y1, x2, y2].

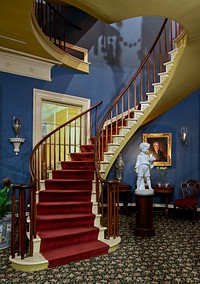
[[143, 133, 172, 166]]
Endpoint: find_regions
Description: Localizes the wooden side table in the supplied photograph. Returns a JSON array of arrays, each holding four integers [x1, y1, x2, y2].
[[153, 185, 174, 217]]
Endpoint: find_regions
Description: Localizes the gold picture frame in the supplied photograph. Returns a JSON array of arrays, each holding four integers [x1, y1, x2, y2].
[[143, 133, 172, 166]]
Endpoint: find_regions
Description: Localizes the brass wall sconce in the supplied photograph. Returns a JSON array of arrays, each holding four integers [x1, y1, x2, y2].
[[9, 116, 25, 155], [181, 126, 187, 145]]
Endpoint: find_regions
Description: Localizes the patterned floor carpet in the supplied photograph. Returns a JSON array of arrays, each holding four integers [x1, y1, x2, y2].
[[1, 210, 200, 284]]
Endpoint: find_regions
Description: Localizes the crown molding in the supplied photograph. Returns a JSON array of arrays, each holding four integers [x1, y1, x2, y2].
[[0, 47, 61, 81]]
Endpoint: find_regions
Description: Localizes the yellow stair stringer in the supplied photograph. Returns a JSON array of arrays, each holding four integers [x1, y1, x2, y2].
[[101, 34, 187, 179]]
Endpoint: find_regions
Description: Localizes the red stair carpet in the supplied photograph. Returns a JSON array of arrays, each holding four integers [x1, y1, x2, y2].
[[36, 145, 109, 268]]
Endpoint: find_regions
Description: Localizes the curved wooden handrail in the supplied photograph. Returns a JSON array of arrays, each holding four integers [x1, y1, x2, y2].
[[11, 18, 184, 259], [94, 19, 183, 182], [30, 100, 102, 189], [94, 19, 183, 237], [11, 101, 102, 259]]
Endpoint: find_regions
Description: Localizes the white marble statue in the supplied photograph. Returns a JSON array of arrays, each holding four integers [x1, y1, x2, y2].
[[135, 142, 155, 194]]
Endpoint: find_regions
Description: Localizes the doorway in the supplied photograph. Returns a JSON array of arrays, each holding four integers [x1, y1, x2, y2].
[[33, 89, 90, 147]]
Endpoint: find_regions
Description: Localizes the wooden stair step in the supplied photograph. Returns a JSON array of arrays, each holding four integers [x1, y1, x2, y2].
[[80, 145, 94, 152], [37, 201, 92, 214], [70, 152, 94, 161], [39, 189, 92, 202], [52, 169, 94, 179], [38, 226, 99, 251], [36, 213, 95, 231], [61, 161, 95, 170], [45, 179, 92, 190]]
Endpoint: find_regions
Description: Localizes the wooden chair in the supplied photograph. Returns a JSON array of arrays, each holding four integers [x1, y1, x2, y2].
[[174, 179, 200, 222]]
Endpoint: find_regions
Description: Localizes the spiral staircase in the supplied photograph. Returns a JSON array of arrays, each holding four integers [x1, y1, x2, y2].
[[2, 0, 200, 273], [9, 19, 186, 271]]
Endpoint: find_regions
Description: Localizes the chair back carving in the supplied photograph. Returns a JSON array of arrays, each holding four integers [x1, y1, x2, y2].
[[180, 180, 200, 199]]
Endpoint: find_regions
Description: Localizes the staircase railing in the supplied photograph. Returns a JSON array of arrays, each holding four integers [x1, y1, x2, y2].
[[10, 18, 184, 259], [33, 0, 88, 62], [94, 19, 183, 239], [11, 101, 102, 259]]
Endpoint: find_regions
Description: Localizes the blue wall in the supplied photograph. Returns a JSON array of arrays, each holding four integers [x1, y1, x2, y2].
[[108, 90, 200, 203], [0, 15, 199, 206], [0, 16, 158, 185]]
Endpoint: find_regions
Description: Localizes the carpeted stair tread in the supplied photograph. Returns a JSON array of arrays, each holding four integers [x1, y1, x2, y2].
[[36, 213, 95, 231], [80, 145, 94, 152], [41, 240, 109, 268], [70, 152, 94, 161], [45, 178, 92, 182], [52, 170, 94, 179], [37, 201, 92, 214], [45, 179, 92, 190], [37, 226, 99, 240], [37, 213, 95, 220], [36, 147, 109, 268], [40, 190, 91, 194], [53, 169, 94, 173], [52, 170, 94, 172], [37, 201, 92, 206], [39, 189, 92, 202], [38, 226, 100, 251], [61, 161, 95, 170]]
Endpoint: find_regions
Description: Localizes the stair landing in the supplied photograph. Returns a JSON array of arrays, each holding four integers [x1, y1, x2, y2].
[[10, 236, 121, 272]]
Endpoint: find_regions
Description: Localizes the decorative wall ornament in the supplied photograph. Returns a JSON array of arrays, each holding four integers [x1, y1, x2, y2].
[[9, 116, 25, 155], [181, 126, 187, 144]]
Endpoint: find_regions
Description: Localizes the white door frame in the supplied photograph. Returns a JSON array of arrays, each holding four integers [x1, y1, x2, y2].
[[33, 89, 90, 147]]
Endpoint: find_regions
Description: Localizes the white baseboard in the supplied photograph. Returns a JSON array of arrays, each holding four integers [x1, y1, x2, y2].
[[121, 203, 200, 211]]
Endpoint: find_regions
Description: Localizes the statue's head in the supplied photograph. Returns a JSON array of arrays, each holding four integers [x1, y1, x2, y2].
[[139, 142, 150, 152]]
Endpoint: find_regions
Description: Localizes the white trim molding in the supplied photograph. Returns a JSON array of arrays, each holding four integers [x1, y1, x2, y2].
[[0, 47, 60, 81]]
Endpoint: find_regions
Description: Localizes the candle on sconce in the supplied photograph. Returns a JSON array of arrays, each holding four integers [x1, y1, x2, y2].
[[181, 126, 187, 144]]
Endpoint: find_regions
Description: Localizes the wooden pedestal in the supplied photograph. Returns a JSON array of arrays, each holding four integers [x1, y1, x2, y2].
[[134, 193, 155, 237]]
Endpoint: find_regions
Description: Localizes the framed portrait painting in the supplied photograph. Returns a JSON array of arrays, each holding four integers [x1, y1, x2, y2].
[[143, 133, 172, 166]]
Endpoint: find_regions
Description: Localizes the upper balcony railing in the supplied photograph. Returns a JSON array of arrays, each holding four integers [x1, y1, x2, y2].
[[33, 0, 88, 62]]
